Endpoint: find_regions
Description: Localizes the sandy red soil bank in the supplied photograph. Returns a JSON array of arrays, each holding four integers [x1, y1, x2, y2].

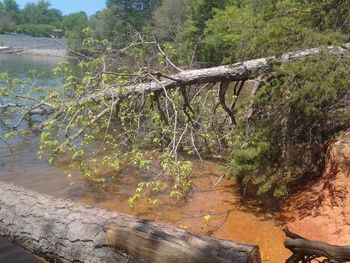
[[285, 131, 350, 245]]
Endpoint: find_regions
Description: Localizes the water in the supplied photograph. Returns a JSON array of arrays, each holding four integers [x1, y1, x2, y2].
[[0, 53, 62, 83], [0, 238, 46, 263], [0, 54, 63, 263], [0, 34, 65, 51], [0, 54, 291, 263], [0, 54, 69, 195]]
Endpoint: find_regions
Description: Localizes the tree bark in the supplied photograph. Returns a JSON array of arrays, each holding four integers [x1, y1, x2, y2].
[[0, 181, 261, 263], [285, 239, 350, 262]]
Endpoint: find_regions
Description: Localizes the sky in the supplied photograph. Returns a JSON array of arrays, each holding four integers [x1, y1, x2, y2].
[[16, 0, 106, 15]]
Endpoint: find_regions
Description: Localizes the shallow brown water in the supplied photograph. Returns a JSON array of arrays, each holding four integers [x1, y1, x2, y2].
[[0, 136, 290, 262], [77, 161, 291, 263]]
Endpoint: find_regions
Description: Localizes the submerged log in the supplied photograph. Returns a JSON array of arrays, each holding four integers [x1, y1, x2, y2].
[[283, 228, 350, 263], [0, 181, 261, 263]]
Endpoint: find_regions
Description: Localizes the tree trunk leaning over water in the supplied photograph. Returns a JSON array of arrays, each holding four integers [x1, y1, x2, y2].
[[57, 42, 350, 143], [85, 43, 350, 103], [5, 42, 349, 138], [5, 42, 350, 122], [0, 181, 261, 263]]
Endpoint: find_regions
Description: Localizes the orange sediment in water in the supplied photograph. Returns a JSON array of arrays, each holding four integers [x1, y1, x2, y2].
[[78, 161, 291, 263]]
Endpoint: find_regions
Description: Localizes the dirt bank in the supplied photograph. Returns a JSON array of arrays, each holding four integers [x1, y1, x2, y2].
[[284, 131, 350, 245]]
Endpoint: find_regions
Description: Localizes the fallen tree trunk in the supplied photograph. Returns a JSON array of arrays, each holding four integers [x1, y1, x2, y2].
[[106, 222, 258, 263], [283, 228, 350, 263], [0, 181, 261, 263], [62, 43, 350, 141], [88, 43, 350, 102], [8, 42, 350, 119]]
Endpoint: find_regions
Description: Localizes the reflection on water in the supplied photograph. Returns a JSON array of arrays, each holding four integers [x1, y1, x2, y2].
[[0, 54, 69, 196], [0, 54, 62, 84], [0, 54, 291, 263], [0, 54, 64, 263]]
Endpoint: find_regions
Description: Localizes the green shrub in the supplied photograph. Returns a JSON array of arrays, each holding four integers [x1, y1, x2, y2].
[[16, 24, 55, 37], [228, 55, 350, 199]]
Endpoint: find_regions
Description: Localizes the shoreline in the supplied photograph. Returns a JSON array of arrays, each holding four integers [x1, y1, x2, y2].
[[0, 34, 68, 58], [0, 47, 68, 58], [18, 48, 67, 58]]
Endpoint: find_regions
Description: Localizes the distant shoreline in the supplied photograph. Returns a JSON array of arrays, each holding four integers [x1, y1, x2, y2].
[[0, 34, 67, 58], [0, 47, 67, 58], [18, 48, 66, 58]]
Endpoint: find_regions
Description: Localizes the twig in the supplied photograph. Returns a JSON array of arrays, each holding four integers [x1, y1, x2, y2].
[[155, 41, 182, 72], [0, 135, 13, 152], [172, 123, 188, 158], [219, 81, 236, 125], [56, 98, 121, 151], [190, 128, 203, 162], [212, 172, 225, 188], [51, 36, 93, 60], [13, 104, 44, 129]]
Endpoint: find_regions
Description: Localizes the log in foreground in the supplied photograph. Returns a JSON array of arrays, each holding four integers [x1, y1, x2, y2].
[[283, 228, 350, 263], [0, 181, 261, 263]]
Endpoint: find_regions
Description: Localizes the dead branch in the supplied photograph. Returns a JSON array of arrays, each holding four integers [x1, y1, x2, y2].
[[13, 104, 44, 129], [219, 81, 236, 125], [0, 134, 14, 152], [283, 228, 350, 263], [155, 41, 183, 72], [0, 103, 25, 110], [230, 80, 245, 112], [180, 85, 195, 124]]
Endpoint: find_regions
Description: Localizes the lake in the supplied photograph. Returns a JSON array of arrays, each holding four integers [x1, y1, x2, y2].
[[0, 54, 59, 263], [0, 54, 291, 263]]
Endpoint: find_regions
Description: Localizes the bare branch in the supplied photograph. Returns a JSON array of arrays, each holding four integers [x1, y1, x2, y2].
[[219, 81, 236, 125], [0, 134, 13, 153], [13, 104, 44, 129], [155, 41, 183, 72], [51, 36, 93, 60]]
